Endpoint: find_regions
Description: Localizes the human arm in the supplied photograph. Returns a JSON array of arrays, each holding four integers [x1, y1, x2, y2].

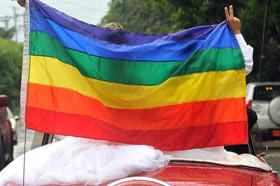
[[225, 5, 253, 75], [235, 34, 254, 75]]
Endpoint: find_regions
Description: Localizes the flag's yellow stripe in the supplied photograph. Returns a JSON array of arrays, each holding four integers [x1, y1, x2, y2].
[[29, 55, 246, 109]]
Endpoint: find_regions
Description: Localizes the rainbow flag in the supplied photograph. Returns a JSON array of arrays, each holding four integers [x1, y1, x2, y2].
[[20, 0, 248, 151]]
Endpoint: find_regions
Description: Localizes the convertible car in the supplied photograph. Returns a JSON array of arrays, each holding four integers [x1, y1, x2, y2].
[[1, 133, 279, 186], [4, 155, 280, 185]]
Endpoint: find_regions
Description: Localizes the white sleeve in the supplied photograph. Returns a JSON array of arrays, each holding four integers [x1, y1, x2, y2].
[[235, 34, 254, 76]]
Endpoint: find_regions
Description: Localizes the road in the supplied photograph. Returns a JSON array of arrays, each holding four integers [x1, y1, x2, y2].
[[13, 126, 34, 159], [262, 141, 280, 179], [13, 126, 280, 180], [264, 149, 280, 178]]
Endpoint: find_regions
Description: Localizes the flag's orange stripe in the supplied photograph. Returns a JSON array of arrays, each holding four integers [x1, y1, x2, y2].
[[26, 106, 248, 151], [27, 83, 247, 130]]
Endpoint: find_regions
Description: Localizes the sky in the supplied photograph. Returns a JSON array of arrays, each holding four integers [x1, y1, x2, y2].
[[0, 0, 111, 42]]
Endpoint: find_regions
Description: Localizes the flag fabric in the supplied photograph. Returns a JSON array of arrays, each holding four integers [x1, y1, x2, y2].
[[21, 0, 248, 151]]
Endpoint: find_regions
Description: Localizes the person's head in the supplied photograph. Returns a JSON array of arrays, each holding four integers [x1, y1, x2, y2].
[[17, 0, 25, 7], [103, 22, 124, 31], [103, 22, 124, 44]]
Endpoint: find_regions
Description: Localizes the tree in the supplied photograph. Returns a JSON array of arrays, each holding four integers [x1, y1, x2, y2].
[[101, 0, 244, 33], [100, 0, 176, 34], [0, 27, 16, 40], [165, 0, 245, 30], [0, 38, 22, 114], [239, 0, 280, 82]]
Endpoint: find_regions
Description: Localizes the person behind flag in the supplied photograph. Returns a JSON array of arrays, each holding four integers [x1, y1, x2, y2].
[[16, 0, 256, 151], [224, 5, 257, 154], [225, 5, 257, 125], [103, 22, 125, 44]]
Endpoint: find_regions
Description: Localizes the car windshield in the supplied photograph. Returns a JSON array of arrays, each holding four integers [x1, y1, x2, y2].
[[253, 85, 280, 101]]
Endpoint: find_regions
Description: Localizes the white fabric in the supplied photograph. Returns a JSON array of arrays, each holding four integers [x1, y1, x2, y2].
[[0, 138, 272, 186], [235, 33, 254, 75], [167, 146, 271, 171], [0, 138, 272, 185], [0, 137, 171, 186]]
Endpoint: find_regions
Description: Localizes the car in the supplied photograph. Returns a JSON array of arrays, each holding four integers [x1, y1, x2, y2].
[[0, 95, 16, 170], [105, 161, 280, 186], [246, 82, 280, 140], [6, 108, 18, 148], [3, 137, 280, 185]]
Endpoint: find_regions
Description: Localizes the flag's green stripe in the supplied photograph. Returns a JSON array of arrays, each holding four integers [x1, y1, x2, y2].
[[30, 31, 244, 86]]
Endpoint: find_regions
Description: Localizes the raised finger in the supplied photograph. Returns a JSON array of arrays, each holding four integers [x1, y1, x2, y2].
[[225, 7, 229, 20], [229, 5, 234, 18]]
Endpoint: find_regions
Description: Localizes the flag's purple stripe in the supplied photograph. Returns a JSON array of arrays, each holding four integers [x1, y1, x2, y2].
[[30, 0, 229, 46]]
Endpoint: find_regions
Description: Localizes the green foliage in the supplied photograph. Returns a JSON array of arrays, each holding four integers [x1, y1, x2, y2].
[[0, 38, 22, 114], [167, 0, 244, 30], [101, 0, 280, 82], [0, 27, 16, 40], [240, 0, 280, 82], [100, 0, 176, 34], [101, 0, 245, 33]]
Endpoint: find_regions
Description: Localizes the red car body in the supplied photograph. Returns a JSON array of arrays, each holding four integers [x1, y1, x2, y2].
[[139, 161, 279, 185], [7, 160, 279, 186], [101, 160, 280, 186]]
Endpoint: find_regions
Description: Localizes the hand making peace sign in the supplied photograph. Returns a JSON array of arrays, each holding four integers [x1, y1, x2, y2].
[[225, 5, 241, 34]]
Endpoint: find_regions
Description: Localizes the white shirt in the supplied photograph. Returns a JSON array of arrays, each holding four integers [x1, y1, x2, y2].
[[235, 34, 254, 76]]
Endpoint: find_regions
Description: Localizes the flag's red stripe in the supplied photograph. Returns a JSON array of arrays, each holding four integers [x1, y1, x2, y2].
[[27, 83, 247, 130], [26, 106, 248, 151]]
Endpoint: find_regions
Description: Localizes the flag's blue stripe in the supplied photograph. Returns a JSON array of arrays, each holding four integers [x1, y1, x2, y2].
[[30, 0, 233, 46], [30, 7, 239, 62]]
